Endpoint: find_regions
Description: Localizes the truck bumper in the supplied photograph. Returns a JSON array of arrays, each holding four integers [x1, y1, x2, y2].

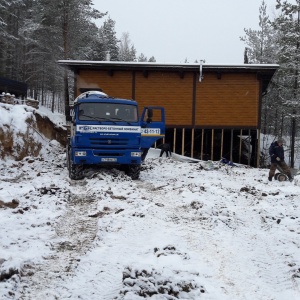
[[71, 148, 142, 165]]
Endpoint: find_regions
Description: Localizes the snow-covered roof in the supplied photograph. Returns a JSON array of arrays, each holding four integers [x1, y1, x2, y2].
[[58, 60, 279, 73]]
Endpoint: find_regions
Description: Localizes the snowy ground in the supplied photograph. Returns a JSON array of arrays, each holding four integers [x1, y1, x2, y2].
[[1, 103, 300, 299], [1, 141, 300, 299]]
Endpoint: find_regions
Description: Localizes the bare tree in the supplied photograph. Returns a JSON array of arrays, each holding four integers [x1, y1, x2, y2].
[[119, 32, 136, 61]]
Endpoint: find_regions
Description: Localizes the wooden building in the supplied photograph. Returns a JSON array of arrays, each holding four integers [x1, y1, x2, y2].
[[58, 61, 278, 166]]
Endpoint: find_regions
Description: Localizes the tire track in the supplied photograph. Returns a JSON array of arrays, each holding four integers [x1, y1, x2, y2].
[[137, 177, 300, 299], [17, 188, 99, 300]]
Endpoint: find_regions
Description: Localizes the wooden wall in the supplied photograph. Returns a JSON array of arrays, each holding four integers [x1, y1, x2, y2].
[[77, 70, 132, 99], [135, 71, 194, 127], [75, 69, 260, 129], [196, 73, 259, 127]]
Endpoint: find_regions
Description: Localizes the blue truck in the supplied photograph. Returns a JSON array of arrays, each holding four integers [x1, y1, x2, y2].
[[66, 91, 165, 180]]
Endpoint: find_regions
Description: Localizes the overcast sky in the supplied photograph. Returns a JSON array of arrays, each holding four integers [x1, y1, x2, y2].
[[94, 0, 277, 64]]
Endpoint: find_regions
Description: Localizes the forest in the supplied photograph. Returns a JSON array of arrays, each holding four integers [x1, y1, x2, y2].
[[240, 0, 300, 167], [0, 0, 155, 110], [1, 0, 300, 166]]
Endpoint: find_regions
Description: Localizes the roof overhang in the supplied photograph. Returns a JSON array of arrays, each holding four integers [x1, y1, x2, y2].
[[58, 60, 278, 72], [58, 60, 279, 94]]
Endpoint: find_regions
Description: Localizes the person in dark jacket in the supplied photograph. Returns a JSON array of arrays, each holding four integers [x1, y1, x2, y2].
[[159, 143, 172, 158], [268, 138, 292, 181]]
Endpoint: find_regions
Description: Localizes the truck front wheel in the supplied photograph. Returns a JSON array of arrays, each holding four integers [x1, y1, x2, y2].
[[68, 149, 84, 180], [125, 165, 140, 180]]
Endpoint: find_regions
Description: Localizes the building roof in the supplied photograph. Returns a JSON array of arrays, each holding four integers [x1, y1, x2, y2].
[[58, 60, 278, 72], [58, 60, 279, 94]]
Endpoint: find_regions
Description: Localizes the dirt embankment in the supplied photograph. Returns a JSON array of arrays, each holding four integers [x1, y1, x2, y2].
[[34, 112, 67, 147], [0, 106, 67, 160]]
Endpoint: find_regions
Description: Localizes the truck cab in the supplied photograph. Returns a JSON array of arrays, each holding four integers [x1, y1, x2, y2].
[[67, 91, 165, 179]]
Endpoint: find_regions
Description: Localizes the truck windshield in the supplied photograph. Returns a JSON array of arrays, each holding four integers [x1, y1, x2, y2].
[[78, 103, 138, 122]]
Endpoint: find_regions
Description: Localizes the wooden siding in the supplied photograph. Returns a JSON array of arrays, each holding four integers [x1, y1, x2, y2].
[[75, 69, 260, 128], [196, 73, 259, 127], [76, 70, 132, 99], [135, 71, 194, 126]]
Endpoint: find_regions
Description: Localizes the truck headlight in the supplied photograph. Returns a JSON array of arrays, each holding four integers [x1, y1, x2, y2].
[[131, 152, 141, 157], [75, 151, 87, 156]]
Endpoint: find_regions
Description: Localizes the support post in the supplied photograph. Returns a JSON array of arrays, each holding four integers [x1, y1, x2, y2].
[[239, 129, 242, 164], [173, 128, 176, 153], [220, 129, 224, 159], [230, 129, 233, 162], [201, 129, 204, 160], [211, 129, 214, 160], [248, 129, 251, 166], [182, 128, 185, 156], [257, 129, 261, 167], [191, 128, 194, 158]]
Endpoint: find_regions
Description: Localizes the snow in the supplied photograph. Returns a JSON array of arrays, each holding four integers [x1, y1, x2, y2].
[[37, 105, 66, 127], [0, 104, 34, 134], [1, 104, 300, 299], [58, 59, 279, 69]]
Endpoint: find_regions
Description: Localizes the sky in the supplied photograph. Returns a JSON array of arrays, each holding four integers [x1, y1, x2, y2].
[[1, 103, 300, 299], [93, 0, 278, 64]]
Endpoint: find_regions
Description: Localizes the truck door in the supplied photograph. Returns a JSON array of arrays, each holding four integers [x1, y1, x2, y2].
[[140, 107, 165, 149]]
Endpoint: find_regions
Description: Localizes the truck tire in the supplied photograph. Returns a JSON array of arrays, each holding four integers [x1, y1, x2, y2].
[[66, 147, 70, 171], [69, 164, 84, 180], [127, 165, 140, 180], [68, 149, 84, 180]]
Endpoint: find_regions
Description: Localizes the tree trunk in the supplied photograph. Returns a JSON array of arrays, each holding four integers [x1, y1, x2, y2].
[[291, 114, 296, 168], [51, 91, 55, 113], [64, 70, 71, 121], [63, 2, 70, 120]]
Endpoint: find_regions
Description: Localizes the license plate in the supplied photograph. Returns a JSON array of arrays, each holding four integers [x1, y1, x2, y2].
[[101, 158, 117, 162]]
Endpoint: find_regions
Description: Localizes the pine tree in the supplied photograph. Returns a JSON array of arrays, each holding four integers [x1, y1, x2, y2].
[[272, 0, 300, 167], [148, 56, 156, 62], [35, 0, 106, 116], [0, 1, 156, 114], [92, 17, 119, 61], [130, 45, 137, 61], [102, 17, 119, 61], [138, 53, 148, 62], [240, 0, 276, 63], [0, 0, 26, 78], [0, 0, 13, 40], [240, 0, 299, 164]]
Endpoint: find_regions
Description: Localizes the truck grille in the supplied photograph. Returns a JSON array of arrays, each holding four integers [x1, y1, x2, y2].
[[93, 153, 124, 157], [89, 138, 129, 146]]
